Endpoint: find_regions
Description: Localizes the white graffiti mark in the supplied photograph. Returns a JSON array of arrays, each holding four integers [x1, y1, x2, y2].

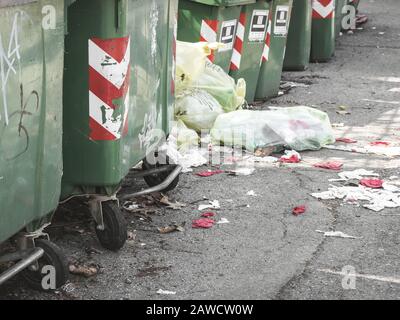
[[0, 13, 21, 126]]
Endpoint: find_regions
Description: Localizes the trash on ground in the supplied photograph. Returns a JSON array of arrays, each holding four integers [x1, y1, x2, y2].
[[228, 167, 255, 176], [201, 212, 216, 218], [217, 218, 230, 224], [292, 205, 306, 216], [69, 263, 99, 278], [159, 195, 187, 210], [192, 218, 216, 229], [158, 223, 185, 234], [247, 190, 257, 197], [313, 161, 343, 171], [280, 150, 301, 163], [316, 230, 361, 239], [196, 170, 225, 177], [370, 141, 390, 146], [198, 200, 220, 211], [157, 289, 177, 295], [360, 178, 384, 189], [324, 144, 400, 157], [336, 137, 357, 144], [329, 169, 379, 181], [211, 106, 335, 152], [123, 202, 140, 212]]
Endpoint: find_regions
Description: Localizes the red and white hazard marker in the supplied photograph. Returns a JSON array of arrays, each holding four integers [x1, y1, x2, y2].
[[312, 0, 335, 19], [230, 13, 246, 71], [88, 36, 130, 141], [261, 11, 272, 64], [200, 19, 218, 62]]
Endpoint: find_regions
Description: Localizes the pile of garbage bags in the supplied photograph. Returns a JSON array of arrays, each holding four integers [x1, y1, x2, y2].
[[174, 41, 335, 153]]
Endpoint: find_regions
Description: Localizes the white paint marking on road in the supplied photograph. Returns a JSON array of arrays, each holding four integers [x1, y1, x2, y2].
[[318, 269, 400, 285], [362, 99, 400, 105]]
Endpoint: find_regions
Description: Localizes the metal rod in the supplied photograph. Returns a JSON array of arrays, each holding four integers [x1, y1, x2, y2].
[[0, 248, 44, 286], [0, 250, 33, 264], [129, 165, 176, 178], [120, 165, 182, 201]]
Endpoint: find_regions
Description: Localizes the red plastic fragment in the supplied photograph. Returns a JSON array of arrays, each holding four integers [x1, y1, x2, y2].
[[360, 179, 384, 189], [292, 206, 306, 216], [196, 170, 224, 177], [336, 137, 357, 144], [313, 161, 343, 171], [370, 141, 390, 146], [192, 218, 215, 229], [201, 212, 216, 218]]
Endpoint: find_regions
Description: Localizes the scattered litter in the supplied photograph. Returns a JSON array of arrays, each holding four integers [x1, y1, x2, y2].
[[360, 178, 384, 189], [159, 196, 187, 210], [370, 141, 390, 146], [123, 202, 140, 212], [332, 123, 345, 128], [280, 150, 301, 163], [201, 212, 216, 218], [157, 289, 176, 295], [316, 230, 361, 239], [228, 167, 255, 176], [158, 223, 185, 234], [336, 137, 357, 144], [192, 218, 215, 229], [313, 161, 343, 171], [69, 264, 99, 278], [198, 200, 220, 211], [217, 218, 230, 224], [292, 205, 306, 216], [329, 169, 379, 181], [336, 110, 351, 115], [247, 190, 257, 197], [127, 231, 136, 241], [196, 170, 224, 177]]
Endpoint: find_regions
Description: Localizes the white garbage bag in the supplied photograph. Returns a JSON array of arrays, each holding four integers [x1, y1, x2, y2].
[[175, 89, 224, 132], [170, 119, 199, 151], [210, 106, 335, 152]]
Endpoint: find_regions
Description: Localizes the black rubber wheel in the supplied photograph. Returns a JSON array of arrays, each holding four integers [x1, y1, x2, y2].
[[95, 201, 127, 251], [142, 157, 180, 192], [21, 239, 69, 291]]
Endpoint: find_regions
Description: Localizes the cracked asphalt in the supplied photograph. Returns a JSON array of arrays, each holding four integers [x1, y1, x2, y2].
[[1, 0, 399, 300]]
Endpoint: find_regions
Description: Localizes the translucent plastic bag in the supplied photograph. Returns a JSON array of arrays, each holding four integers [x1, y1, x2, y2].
[[176, 41, 221, 92], [170, 120, 199, 151], [210, 106, 335, 152], [188, 61, 246, 112], [175, 89, 224, 132]]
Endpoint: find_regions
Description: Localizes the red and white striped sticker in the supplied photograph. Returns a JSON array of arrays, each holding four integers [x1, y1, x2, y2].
[[261, 10, 272, 64], [200, 19, 218, 62], [312, 0, 335, 19], [230, 13, 246, 71], [88, 37, 130, 141]]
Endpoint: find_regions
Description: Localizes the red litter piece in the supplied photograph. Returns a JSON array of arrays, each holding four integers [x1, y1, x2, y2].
[[192, 218, 215, 229], [280, 155, 301, 163], [292, 206, 306, 216], [201, 212, 216, 218], [360, 179, 384, 189], [336, 137, 357, 144], [196, 170, 224, 177], [313, 161, 343, 171], [370, 141, 390, 146]]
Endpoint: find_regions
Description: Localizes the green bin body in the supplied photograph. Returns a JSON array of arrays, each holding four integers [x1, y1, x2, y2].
[[62, 0, 177, 198], [178, 0, 256, 72], [310, 0, 335, 62], [229, 0, 271, 103], [0, 0, 65, 243], [349, 0, 360, 10], [335, 0, 346, 37], [255, 0, 293, 100], [283, 0, 312, 71]]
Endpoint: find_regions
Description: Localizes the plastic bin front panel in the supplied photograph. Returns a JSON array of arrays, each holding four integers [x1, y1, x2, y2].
[[0, 0, 64, 242]]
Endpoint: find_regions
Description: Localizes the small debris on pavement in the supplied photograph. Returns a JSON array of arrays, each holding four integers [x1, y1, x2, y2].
[[247, 190, 257, 197], [228, 167, 255, 176], [192, 218, 215, 229], [69, 264, 99, 278], [196, 170, 225, 177], [360, 178, 384, 189], [157, 289, 176, 295], [370, 141, 390, 146], [158, 223, 185, 234], [123, 202, 140, 212], [198, 200, 220, 211], [216, 218, 230, 224], [316, 230, 361, 239], [292, 206, 306, 216], [280, 150, 301, 163], [159, 195, 187, 210], [313, 161, 343, 171], [336, 137, 357, 144], [201, 212, 216, 218]]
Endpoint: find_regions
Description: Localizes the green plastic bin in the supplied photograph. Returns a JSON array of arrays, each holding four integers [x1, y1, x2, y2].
[[255, 0, 293, 100], [283, 0, 312, 71], [310, 0, 335, 62], [349, 0, 360, 11], [0, 0, 68, 288], [229, 0, 271, 103], [178, 0, 256, 72], [62, 0, 180, 251]]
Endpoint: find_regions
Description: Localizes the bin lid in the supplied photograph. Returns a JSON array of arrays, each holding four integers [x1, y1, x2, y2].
[[187, 0, 256, 6], [0, 0, 36, 8]]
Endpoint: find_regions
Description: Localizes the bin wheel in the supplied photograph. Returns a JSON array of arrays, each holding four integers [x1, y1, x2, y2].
[[142, 157, 180, 192], [21, 239, 69, 291], [95, 201, 127, 251]]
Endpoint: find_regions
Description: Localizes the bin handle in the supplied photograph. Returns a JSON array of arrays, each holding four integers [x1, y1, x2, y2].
[[115, 0, 123, 30]]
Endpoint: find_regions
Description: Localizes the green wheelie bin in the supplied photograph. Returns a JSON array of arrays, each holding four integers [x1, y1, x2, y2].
[[310, 0, 335, 62], [335, 0, 346, 37], [255, 0, 293, 100], [229, 0, 272, 103], [178, 0, 256, 73], [283, 0, 312, 71], [0, 0, 69, 289], [62, 0, 181, 252], [349, 0, 360, 11]]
